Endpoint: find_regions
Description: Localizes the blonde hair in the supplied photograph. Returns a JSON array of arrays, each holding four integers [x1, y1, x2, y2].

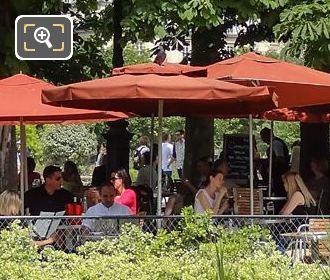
[[0, 191, 21, 215], [282, 172, 316, 208]]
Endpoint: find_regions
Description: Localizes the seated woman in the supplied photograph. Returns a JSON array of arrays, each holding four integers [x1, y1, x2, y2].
[[194, 169, 229, 214], [111, 169, 137, 215], [279, 172, 317, 215], [62, 161, 83, 197], [0, 190, 58, 247]]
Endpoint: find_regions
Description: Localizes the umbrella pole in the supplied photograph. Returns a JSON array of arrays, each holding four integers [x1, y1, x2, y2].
[[19, 118, 27, 214], [268, 121, 274, 197], [157, 100, 164, 220], [249, 114, 254, 215], [149, 114, 155, 194]]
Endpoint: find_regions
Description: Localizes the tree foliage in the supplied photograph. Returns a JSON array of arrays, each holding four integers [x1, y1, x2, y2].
[[40, 124, 97, 168], [275, 0, 330, 71]]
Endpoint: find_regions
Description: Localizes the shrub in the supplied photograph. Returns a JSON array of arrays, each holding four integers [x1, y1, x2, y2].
[[0, 213, 327, 280]]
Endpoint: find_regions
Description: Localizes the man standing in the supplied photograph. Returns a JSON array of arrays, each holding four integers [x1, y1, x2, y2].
[[24, 165, 73, 215], [260, 127, 290, 197], [133, 136, 150, 170], [162, 133, 174, 180], [169, 130, 185, 179], [82, 183, 131, 233]]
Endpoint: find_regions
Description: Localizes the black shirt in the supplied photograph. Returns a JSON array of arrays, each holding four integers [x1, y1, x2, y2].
[[24, 185, 73, 215]]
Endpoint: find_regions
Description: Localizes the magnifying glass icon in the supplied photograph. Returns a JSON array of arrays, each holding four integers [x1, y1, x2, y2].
[[34, 27, 53, 49]]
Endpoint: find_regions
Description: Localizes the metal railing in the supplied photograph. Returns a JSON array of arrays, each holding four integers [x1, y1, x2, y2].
[[1, 215, 329, 262]]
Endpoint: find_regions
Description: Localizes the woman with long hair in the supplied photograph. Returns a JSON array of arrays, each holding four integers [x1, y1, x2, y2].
[[111, 169, 137, 214], [62, 161, 83, 196], [194, 169, 229, 214], [0, 190, 21, 216], [280, 172, 316, 215], [0, 190, 58, 247]]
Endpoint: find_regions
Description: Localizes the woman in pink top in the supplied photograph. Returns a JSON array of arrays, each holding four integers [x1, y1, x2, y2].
[[111, 169, 137, 214]]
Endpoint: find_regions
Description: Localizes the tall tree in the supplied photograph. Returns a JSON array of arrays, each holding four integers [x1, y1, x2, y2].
[[275, 0, 330, 178], [0, 0, 108, 189], [112, 0, 288, 183]]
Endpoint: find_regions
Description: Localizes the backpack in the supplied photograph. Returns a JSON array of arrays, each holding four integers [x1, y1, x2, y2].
[[133, 146, 143, 170]]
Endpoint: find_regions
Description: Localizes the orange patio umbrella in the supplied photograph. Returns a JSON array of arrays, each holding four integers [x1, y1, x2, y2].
[[112, 62, 207, 77], [0, 74, 129, 213], [42, 73, 276, 215], [41, 74, 276, 116], [0, 74, 128, 125], [259, 107, 330, 123], [207, 52, 330, 109]]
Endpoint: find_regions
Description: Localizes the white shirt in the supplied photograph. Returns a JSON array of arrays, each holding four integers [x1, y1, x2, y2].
[[82, 202, 131, 230], [174, 140, 185, 169], [194, 189, 215, 213], [137, 145, 150, 155], [162, 142, 173, 172]]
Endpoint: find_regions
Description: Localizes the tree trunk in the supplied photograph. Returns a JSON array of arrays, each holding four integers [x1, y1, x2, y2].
[[184, 27, 220, 186], [112, 0, 124, 68], [104, 120, 133, 177], [300, 123, 329, 181], [0, 126, 17, 191]]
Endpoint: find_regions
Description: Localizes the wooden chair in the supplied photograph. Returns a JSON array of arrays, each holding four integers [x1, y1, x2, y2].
[[309, 218, 330, 260], [233, 188, 263, 215]]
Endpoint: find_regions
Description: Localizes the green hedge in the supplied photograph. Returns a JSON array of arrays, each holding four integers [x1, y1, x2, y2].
[[0, 209, 327, 280]]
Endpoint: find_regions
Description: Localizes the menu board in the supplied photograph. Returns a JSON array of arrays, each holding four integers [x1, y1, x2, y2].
[[223, 134, 250, 185]]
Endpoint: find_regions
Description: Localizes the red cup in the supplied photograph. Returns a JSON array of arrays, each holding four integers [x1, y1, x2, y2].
[[65, 203, 75, 215], [75, 204, 82, 215]]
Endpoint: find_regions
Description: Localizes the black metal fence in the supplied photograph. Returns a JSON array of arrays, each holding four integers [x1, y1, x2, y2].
[[1, 215, 329, 263]]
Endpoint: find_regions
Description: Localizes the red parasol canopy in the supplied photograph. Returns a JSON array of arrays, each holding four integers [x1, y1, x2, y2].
[[112, 62, 207, 77], [207, 52, 330, 109], [0, 74, 129, 125], [41, 74, 277, 117]]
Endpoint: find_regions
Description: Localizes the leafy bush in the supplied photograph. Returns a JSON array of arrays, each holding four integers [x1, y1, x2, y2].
[[41, 124, 97, 168], [0, 212, 327, 280]]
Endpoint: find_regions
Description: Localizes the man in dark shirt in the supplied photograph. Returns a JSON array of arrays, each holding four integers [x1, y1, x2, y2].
[[25, 165, 73, 215]]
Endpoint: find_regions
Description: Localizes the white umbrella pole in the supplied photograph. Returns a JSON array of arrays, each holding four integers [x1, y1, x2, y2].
[[249, 114, 254, 215], [19, 119, 27, 214], [157, 101, 164, 219], [268, 121, 274, 197], [149, 114, 155, 192]]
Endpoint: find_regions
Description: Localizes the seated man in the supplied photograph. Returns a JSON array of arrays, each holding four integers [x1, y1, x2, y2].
[[82, 183, 131, 234], [24, 165, 73, 215]]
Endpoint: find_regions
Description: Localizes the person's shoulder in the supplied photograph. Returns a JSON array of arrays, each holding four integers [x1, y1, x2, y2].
[[196, 188, 206, 198], [113, 202, 131, 214], [292, 191, 305, 202], [126, 188, 137, 197], [85, 203, 101, 215], [25, 186, 42, 195]]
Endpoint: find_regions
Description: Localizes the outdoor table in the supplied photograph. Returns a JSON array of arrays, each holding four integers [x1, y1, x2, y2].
[[263, 196, 287, 201], [281, 231, 328, 262]]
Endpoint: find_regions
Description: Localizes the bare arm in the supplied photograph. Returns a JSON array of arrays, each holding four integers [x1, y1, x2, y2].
[[197, 189, 227, 215], [214, 187, 228, 215], [164, 194, 178, 216], [33, 232, 58, 247], [279, 192, 305, 215]]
